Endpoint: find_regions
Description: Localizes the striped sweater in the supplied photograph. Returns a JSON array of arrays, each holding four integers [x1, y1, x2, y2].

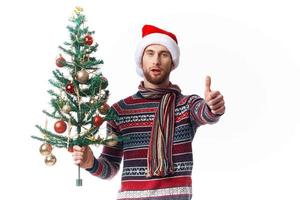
[[86, 91, 221, 199]]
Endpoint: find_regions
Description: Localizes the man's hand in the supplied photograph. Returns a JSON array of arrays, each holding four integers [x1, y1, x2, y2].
[[204, 76, 225, 115], [72, 146, 94, 169]]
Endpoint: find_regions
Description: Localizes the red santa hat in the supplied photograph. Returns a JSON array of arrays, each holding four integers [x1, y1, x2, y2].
[[135, 25, 180, 77]]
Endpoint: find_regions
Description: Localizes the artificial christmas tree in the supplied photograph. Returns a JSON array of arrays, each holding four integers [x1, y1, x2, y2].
[[31, 7, 121, 186]]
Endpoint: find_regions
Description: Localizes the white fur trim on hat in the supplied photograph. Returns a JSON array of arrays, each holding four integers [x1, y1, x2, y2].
[[135, 33, 180, 77]]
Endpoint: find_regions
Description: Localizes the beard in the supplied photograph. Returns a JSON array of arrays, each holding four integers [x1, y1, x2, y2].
[[143, 67, 171, 85]]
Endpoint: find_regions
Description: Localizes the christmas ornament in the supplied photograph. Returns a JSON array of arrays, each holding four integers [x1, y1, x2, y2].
[[106, 133, 118, 147], [66, 83, 75, 94], [100, 90, 108, 99], [45, 154, 57, 166], [54, 120, 67, 133], [39, 143, 53, 156], [62, 104, 72, 113], [98, 103, 110, 115], [89, 97, 96, 105], [93, 115, 104, 127], [74, 6, 83, 14], [56, 55, 66, 67], [100, 76, 108, 89], [76, 70, 89, 84], [83, 54, 89, 62], [84, 35, 93, 46]]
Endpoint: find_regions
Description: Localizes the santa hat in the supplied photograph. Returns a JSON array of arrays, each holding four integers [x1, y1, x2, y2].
[[135, 25, 180, 77]]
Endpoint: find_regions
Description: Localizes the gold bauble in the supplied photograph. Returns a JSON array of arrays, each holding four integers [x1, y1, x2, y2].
[[45, 154, 57, 166], [62, 104, 72, 113], [106, 133, 118, 147], [39, 143, 52, 156], [76, 70, 89, 84]]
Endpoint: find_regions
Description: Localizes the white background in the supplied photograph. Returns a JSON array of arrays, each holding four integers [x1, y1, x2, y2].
[[0, 0, 299, 199]]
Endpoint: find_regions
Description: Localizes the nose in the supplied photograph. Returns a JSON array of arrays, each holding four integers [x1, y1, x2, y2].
[[153, 54, 161, 66]]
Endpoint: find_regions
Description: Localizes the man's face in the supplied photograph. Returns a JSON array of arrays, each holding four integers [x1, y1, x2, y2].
[[142, 44, 173, 85]]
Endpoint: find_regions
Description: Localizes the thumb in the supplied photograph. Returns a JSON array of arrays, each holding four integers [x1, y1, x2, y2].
[[205, 76, 211, 93]]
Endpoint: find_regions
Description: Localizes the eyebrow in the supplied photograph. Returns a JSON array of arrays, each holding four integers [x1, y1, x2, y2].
[[145, 49, 170, 54], [145, 49, 154, 53]]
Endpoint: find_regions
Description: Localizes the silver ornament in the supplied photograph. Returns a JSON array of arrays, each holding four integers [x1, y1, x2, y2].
[[76, 70, 89, 84]]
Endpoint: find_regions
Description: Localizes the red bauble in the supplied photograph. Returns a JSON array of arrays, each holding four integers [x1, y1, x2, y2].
[[56, 55, 66, 67], [66, 83, 75, 94], [93, 115, 104, 127], [84, 35, 93, 46], [54, 120, 67, 134]]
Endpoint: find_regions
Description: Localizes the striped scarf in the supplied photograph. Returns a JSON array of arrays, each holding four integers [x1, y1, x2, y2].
[[138, 81, 181, 177]]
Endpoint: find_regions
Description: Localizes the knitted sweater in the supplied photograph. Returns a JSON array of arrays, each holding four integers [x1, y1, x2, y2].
[[87, 92, 221, 200]]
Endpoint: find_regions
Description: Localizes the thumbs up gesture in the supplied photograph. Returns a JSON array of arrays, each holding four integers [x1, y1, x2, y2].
[[204, 76, 225, 115]]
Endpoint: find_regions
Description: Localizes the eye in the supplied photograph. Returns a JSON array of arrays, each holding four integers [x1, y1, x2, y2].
[[146, 51, 154, 56], [161, 52, 170, 58]]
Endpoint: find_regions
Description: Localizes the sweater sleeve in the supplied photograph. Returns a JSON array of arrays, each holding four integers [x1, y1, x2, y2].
[[188, 95, 222, 128], [86, 108, 123, 180]]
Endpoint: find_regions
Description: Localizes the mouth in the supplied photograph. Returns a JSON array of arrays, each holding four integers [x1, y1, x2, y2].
[[150, 68, 162, 75]]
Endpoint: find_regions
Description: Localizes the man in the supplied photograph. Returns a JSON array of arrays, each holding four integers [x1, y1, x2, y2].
[[73, 25, 225, 200]]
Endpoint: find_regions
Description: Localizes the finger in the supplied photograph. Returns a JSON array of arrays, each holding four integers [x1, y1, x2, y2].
[[207, 94, 223, 107], [73, 154, 84, 160], [72, 151, 84, 157], [74, 146, 86, 153], [74, 156, 86, 165], [73, 145, 82, 151], [75, 159, 82, 165], [210, 100, 225, 111], [210, 91, 220, 99], [205, 76, 211, 93], [74, 158, 82, 164], [212, 106, 225, 115]]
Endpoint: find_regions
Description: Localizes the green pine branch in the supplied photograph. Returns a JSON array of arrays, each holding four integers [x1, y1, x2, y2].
[[47, 90, 60, 98], [66, 25, 75, 33], [43, 110, 60, 120], [89, 43, 98, 52], [59, 45, 76, 57], [85, 58, 104, 68], [66, 93, 78, 108], [48, 79, 63, 89], [34, 125, 69, 148], [52, 70, 69, 85]]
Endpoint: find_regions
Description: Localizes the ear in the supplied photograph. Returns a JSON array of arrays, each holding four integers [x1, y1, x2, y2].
[[171, 62, 175, 69]]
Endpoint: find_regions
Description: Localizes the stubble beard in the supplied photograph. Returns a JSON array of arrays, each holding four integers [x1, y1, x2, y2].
[[143, 68, 171, 85]]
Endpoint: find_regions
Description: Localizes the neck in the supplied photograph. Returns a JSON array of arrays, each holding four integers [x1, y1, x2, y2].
[[143, 79, 170, 89]]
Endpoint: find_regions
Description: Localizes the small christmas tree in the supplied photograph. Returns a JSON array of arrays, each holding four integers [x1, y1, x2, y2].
[[32, 7, 120, 186]]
